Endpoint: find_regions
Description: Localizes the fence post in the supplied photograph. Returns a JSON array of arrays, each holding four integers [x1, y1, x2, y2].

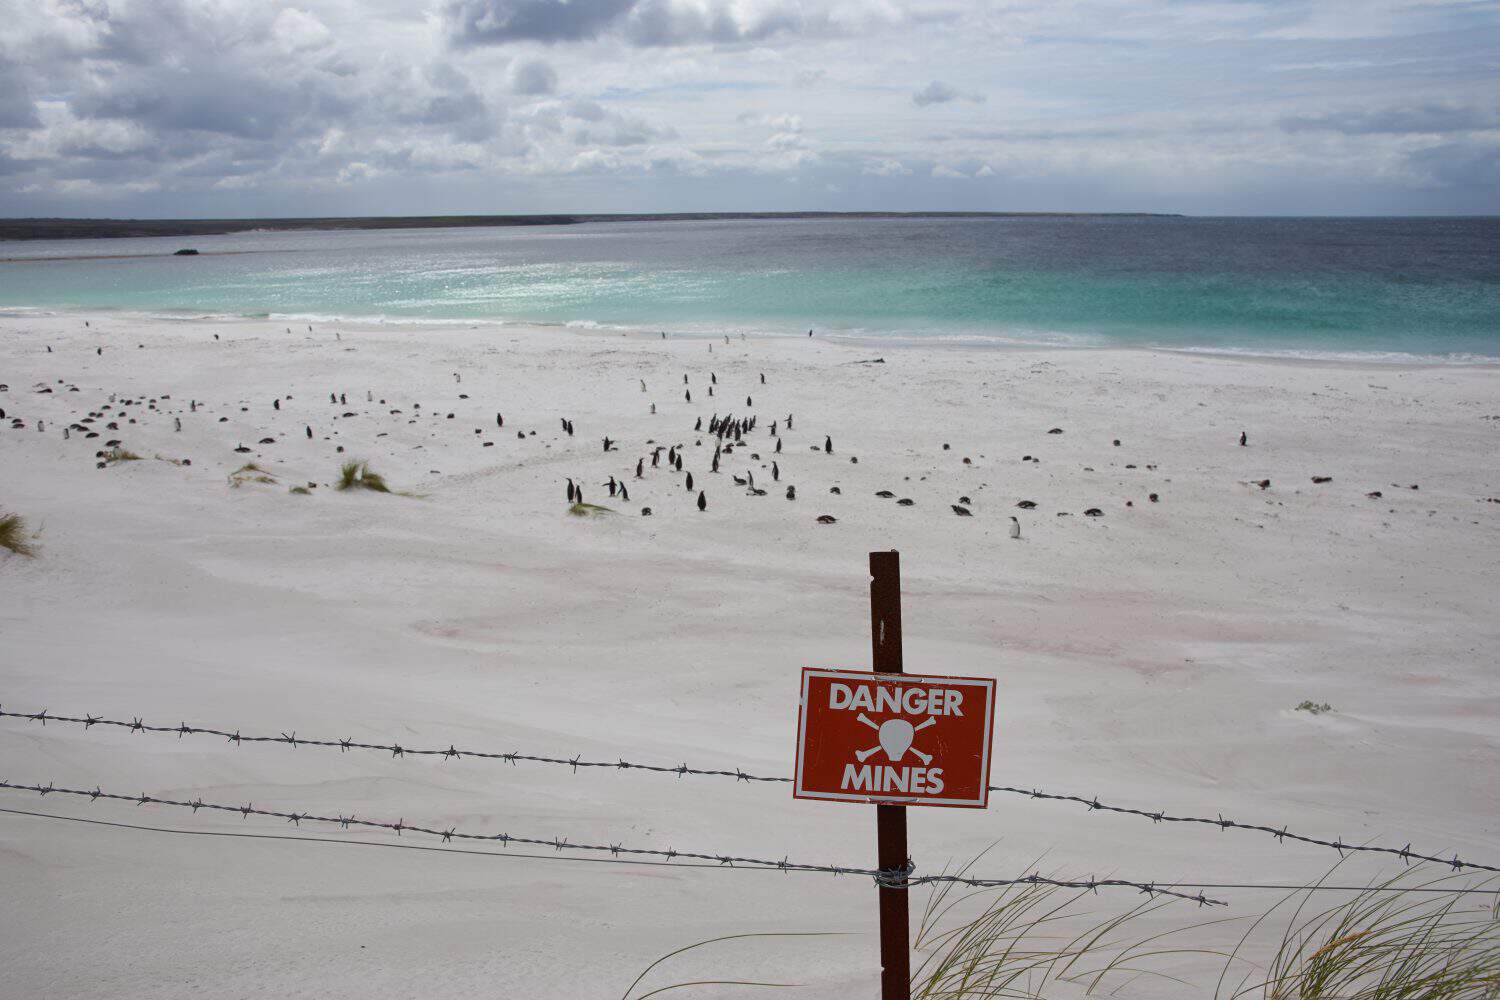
[[869, 550, 910, 1000]]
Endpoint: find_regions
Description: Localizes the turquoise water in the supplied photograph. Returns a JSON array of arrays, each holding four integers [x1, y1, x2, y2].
[[2, 216, 1497, 361]]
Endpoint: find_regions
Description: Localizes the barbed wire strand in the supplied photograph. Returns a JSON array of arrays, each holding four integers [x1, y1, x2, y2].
[[4, 705, 1494, 876], [0, 778, 1223, 905], [4, 804, 1496, 899]]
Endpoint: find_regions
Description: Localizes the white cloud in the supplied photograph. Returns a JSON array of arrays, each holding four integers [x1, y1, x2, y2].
[[862, 158, 912, 177], [931, 164, 967, 179]]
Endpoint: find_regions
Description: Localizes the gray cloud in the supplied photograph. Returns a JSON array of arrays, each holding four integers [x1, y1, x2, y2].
[[912, 81, 983, 107], [445, 0, 637, 44], [1280, 105, 1498, 135], [510, 58, 559, 95], [445, 0, 823, 47]]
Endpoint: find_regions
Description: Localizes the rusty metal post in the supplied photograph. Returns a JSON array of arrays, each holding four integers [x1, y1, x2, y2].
[[869, 550, 910, 1000]]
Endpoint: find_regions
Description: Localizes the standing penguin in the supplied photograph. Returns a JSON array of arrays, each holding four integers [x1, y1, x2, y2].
[[619, 484, 629, 502], [1009, 516, 1022, 539], [686, 389, 692, 403], [746, 396, 752, 407], [686, 472, 694, 491], [273, 399, 280, 411], [174, 416, 182, 432], [824, 435, 832, 454], [1239, 431, 1247, 447], [760, 373, 766, 384], [567, 478, 576, 502], [305, 425, 313, 439], [635, 458, 644, 478], [775, 437, 782, 454], [497, 413, 504, 427], [697, 490, 706, 512], [772, 461, 779, 481]]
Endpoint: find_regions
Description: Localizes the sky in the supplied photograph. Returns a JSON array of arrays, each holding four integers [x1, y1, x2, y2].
[[1, 0, 1498, 217]]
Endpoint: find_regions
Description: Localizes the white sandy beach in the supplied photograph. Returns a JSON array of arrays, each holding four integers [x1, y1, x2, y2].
[[1, 311, 1497, 998]]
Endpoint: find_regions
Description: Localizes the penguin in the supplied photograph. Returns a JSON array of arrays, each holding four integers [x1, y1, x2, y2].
[[772, 461, 779, 481], [708, 386, 714, 397], [697, 490, 706, 512], [619, 484, 629, 502], [640, 380, 646, 392], [746, 396, 752, 407], [774, 435, 782, 454], [786, 414, 794, 430], [607, 476, 617, 497], [576, 487, 583, 505], [567, 420, 574, 436], [330, 393, 337, 403], [760, 373, 766, 384], [711, 373, 717, 384], [561, 417, 568, 433], [652, 449, 660, 468], [174, 417, 182, 432], [340, 393, 346, 404], [785, 485, 796, 500], [497, 413, 504, 427], [567, 478, 576, 502], [273, 399, 280, 410], [636, 458, 644, 478], [668, 446, 677, 465], [306, 425, 312, 439], [675, 453, 683, 471], [746, 470, 755, 489], [686, 389, 692, 402], [1009, 517, 1021, 539], [603, 436, 613, 452], [695, 417, 702, 431], [1239, 431, 1247, 447], [686, 472, 694, 491], [96, 347, 102, 355], [683, 374, 689, 384], [824, 435, 832, 454], [711, 452, 720, 474]]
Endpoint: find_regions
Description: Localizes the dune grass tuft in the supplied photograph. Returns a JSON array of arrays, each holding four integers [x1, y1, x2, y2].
[[337, 460, 391, 493], [103, 447, 142, 464], [289, 486, 311, 495], [568, 501, 615, 517], [1221, 867, 1499, 999], [0, 512, 36, 557], [229, 462, 278, 487]]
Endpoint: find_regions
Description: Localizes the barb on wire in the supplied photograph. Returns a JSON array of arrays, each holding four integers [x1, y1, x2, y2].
[[0, 778, 1222, 905], [3, 704, 1493, 876]]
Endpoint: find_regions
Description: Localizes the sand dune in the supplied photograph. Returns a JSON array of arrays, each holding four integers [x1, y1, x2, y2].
[[1, 311, 1497, 998]]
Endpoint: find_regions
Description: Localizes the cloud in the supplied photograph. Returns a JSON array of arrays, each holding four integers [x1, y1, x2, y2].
[[1279, 105, 1497, 135], [974, 164, 995, 177], [510, 58, 559, 95], [862, 158, 912, 177], [444, 0, 853, 48], [270, 8, 333, 53], [931, 163, 967, 179], [445, 0, 637, 45], [912, 80, 983, 108]]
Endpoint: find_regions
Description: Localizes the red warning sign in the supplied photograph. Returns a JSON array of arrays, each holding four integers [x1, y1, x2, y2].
[[793, 667, 996, 809]]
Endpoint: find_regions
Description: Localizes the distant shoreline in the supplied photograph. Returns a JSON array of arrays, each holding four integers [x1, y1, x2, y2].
[[0, 211, 1180, 243]]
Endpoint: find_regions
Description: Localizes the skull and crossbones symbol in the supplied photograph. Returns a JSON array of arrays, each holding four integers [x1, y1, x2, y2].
[[854, 713, 935, 764]]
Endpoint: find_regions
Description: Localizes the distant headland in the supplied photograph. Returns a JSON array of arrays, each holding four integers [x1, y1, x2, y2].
[[0, 211, 1180, 242]]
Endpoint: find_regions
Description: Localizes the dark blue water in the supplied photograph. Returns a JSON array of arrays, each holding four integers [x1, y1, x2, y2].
[[2, 216, 1497, 361]]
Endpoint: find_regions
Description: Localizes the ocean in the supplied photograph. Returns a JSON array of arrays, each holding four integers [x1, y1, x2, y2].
[[2, 216, 1497, 362]]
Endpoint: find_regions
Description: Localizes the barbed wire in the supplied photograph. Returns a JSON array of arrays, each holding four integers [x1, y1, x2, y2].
[[4, 704, 1494, 876], [0, 779, 1224, 905]]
